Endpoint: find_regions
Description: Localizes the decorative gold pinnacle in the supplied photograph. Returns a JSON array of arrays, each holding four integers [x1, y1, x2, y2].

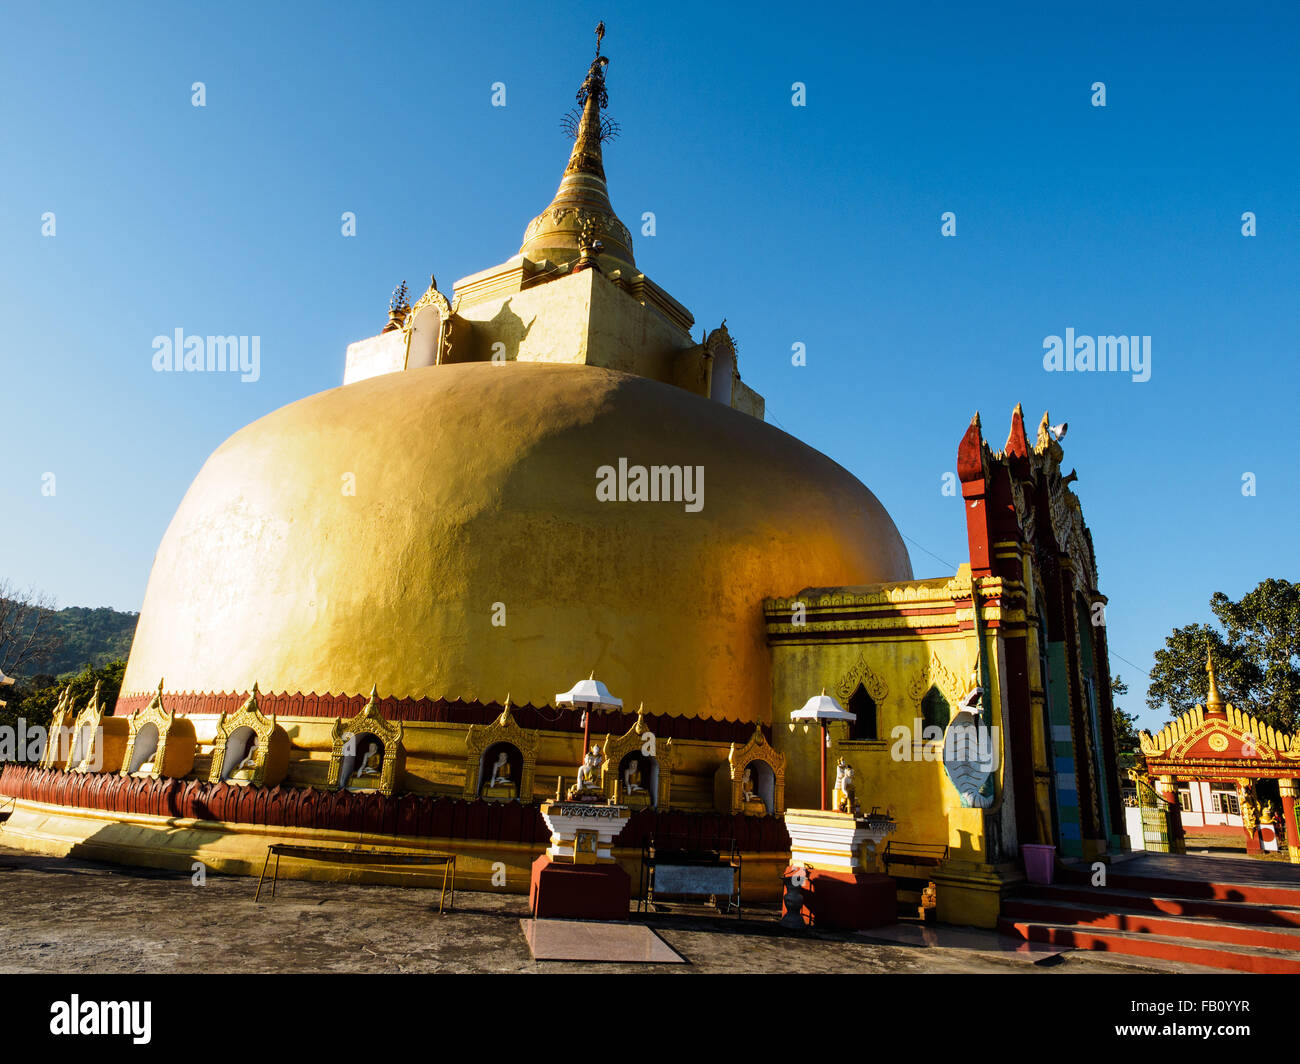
[[1206, 643, 1226, 716], [518, 24, 635, 271]]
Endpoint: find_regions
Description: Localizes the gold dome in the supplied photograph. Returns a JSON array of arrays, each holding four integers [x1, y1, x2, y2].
[[121, 362, 911, 722]]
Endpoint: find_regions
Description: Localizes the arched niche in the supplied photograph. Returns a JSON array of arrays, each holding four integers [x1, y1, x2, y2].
[[718, 723, 786, 816], [328, 686, 404, 796], [463, 700, 537, 802], [705, 324, 736, 405], [835, 654, 889, 743], [126, 723, 160, 775], [39, 687, 77, 770], [121, 682, 197, 779], [404, 277, 452, 369], [601, 706, 673, 809], [208, 684, 290, 787], [64, 682, 128, 774]]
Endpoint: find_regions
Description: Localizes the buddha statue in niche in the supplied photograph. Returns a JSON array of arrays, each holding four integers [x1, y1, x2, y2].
[[740, 765, 766, 815], [619, 755, 651, 808], [482, 749, 518, 800], [133, 749, 159, 778], [349, 741, 383, 789], [227, 736, 261, 783]]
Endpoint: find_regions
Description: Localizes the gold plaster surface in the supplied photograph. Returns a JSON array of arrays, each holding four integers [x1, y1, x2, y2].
[[122, 362, 911, 723]]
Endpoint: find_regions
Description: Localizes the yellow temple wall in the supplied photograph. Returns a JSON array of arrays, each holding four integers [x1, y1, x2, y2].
[[770, 629, 1004, 860]]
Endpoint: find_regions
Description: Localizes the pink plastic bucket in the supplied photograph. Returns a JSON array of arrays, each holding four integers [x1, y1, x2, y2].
[[1022, 843, 1056, 885]]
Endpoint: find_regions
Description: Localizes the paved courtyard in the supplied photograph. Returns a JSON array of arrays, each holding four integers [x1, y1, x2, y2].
[[0, 845, 1216, 974]]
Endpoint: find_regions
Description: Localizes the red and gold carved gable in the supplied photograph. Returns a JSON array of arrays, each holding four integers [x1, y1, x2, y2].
[[1170, 719, 1279, 763]]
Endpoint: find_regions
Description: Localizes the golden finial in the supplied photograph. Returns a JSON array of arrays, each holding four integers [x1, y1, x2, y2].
[[520, 22, 631, 270], [385, 281, 410, 332], [1206, 643, 1226, 714]]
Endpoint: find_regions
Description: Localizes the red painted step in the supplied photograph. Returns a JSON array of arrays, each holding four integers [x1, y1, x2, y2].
[[1017, 883, 1300, 929], [998, 918, 1300, 974], [1002, 897, 1300, 952], [1057, 866, 1300, 908]]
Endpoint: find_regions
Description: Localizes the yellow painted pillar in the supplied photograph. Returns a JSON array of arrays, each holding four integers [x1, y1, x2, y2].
[[1280, 779, 1300, 864]]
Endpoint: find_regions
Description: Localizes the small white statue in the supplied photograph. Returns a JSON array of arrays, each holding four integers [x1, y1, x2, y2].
[[832, 757, 857, 813], [624, 756, 646, 794], [576, 744, 601, 787], [742, 766, 759, 802], [489, 750, 512, 786], [235, 739, 259, 773], [355, 741, 382, 779]]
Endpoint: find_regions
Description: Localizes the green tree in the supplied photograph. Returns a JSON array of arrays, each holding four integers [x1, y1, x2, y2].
[[1111, 675, 1141, 778], [1146, 579, 1300, 732]]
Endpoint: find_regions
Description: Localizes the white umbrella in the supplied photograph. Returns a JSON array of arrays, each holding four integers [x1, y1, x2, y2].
[[790, 690, 855, 810], [556, 674, 624, 766], [555, 675, 623, 710]]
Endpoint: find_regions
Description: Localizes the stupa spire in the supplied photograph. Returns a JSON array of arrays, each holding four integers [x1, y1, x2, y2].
[[518, 23, 636, 272], [1205, 642, 1227, 718]]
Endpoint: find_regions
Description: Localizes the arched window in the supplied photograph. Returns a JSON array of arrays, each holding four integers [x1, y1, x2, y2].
[[921, 686, 950, 732], [847, 685, 878, 741]]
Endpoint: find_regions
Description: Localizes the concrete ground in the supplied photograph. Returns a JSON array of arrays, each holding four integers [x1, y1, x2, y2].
[[0, 845, 1217, 974]]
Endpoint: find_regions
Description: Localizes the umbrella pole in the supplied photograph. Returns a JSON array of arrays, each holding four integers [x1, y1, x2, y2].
[[820, 722, 828, 811]]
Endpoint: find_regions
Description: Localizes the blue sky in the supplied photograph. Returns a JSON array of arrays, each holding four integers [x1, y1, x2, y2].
[[1, 1, 1296, 729]]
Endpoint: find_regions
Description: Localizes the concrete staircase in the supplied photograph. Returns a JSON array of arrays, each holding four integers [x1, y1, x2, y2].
[[998, 856, 1300, 973]]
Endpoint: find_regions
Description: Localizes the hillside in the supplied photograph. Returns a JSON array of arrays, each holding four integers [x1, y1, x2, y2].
[[9, 604, 138, 678]]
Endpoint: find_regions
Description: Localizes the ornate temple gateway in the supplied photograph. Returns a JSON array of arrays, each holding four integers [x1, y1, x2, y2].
[[1136, 652, 1300, 861], [0, 29, 1125, 927]]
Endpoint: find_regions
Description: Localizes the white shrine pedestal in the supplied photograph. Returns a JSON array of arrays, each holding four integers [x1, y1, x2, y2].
[[539, 801, 631, 863], [530, 801, 633, 921], [782, 808, 899, 930]]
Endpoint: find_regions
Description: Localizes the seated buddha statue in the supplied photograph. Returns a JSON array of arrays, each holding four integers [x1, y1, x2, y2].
[[619, 756, 651, 807], [227, 739, 260, 783], [132, 750, 159, 778], [740, 766, 766, 815], [565, 744, 605, 802], [349, 741, 383, 789], [482, 750, 517, 800]]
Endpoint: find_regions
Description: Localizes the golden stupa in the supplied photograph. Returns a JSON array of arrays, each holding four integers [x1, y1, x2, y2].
[[2, 28, 1126, 929], [120, 34, 911, 721]]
